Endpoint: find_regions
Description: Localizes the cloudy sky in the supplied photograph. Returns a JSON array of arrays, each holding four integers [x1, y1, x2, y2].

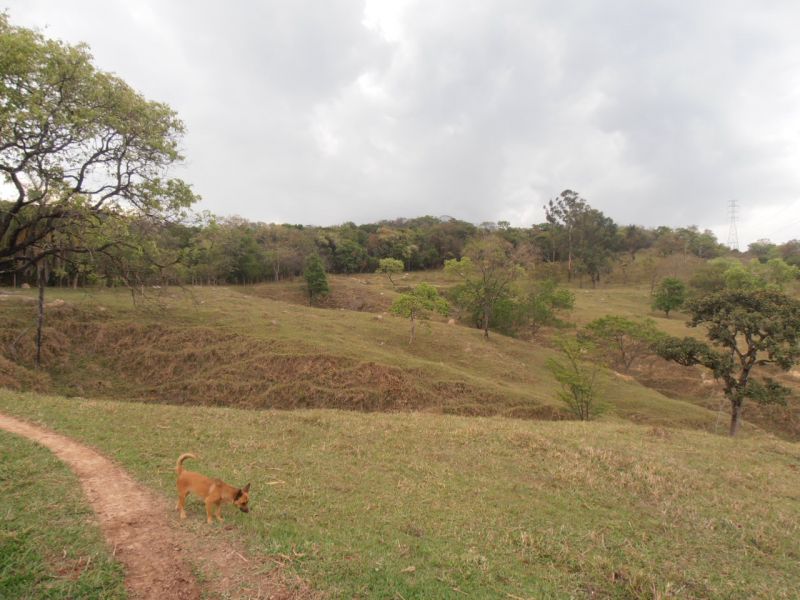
[[5, 1, 800, 246]]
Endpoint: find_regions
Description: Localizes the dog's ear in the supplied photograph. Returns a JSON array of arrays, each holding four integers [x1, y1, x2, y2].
[[234, 489, 243, 500], [243, 483, 251, 492]]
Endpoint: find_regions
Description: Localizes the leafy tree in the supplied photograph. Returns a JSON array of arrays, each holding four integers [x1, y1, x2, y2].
[[778, 239, 800, 268], [492, 280, 574, 337], [544, 190, 618, 285], [581, 316, 664, 372], [747, 239, 778, 263], [619, 225, 652, 260], [333, 238, 369, 273], [759, 258, 799, 290], [546, 338, 604, 420], [303, 254, 329, 303], [390, 283, 449, 344], [652, 277, 686, 317], [376, 258, 404, 287], [1, 15, 195, 366], [687, 228, 722, 258], [544, 190, 587, 281], [0, 15, 195, 276], [572, 208, 618, 287], [444, 236, 522, 338], [723, 264, 762, 291], [656, 290, 800, 436]]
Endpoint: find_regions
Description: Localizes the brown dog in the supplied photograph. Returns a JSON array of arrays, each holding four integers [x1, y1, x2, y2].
[[175, 453, 250, 524]]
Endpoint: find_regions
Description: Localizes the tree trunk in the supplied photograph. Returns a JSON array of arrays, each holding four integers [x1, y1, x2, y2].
[[729, 401, 743, 436], [567, 228, 573, 282], [35, 262, 46, 369], [409, 313, 416, 344], [483, 308, 490, 339]]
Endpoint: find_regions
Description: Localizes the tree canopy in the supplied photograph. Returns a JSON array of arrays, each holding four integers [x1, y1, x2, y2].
[[0, 14, 196, 275], [390, 283, 449, 344], [656, 289, 800, 436]]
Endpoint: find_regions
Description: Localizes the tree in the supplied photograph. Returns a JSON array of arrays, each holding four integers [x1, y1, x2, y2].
[[332, 238, 368, 273], [444, 236, 522, 338], [581, 316, 664, 372], [376, 258, 404, 287], [656, 290, 800, 436], [492, 280, 574, 337], [572, 208, 618, 287], [0, 15, 195, 276], [619, 225, 652, 260], [652, 277, 686, 317], [546, 338, 604, 420], [1, 16, 195, 366], [759, 258, 799, 290], [747, 239, 778, 263], [544, 190, 587, 281], [390, 283, 449, 343], [303, 254, 329, 303]]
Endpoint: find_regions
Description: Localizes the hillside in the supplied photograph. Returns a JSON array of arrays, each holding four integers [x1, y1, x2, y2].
[[0, 282, 726, 432]]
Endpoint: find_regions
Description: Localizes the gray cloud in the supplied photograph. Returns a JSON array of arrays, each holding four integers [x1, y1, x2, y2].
[[5, 0, 800, 245]]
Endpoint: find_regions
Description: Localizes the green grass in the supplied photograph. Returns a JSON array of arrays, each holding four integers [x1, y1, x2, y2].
[[0, 428, 127, 599], [2, 390, 799, 598]]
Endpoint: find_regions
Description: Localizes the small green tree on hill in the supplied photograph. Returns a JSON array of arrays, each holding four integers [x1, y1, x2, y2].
[[444, 236, 522, 339], [376, 257, 404, 287], [581, 316, 664, 372], [390, 283, 449, 344], [656, 289, 800, 436], [546, 338, 604, 420], [304, 254, 329, 304], [652, 277, 686, 317]]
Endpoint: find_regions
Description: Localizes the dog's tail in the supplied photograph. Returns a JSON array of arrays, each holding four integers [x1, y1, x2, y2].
[[176, 453, 197, 475]]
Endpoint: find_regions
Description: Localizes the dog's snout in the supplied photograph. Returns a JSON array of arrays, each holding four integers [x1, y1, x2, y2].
[[240, 506, 250, 513]]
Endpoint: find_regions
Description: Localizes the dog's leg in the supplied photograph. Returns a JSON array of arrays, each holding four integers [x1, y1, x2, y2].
[[205, 497, 215, 524], [215, 502, 224, 522], [178, 489, 189, 519]]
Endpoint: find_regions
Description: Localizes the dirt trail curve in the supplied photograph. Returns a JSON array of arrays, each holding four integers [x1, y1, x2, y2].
[[0, 412, 313, 600]]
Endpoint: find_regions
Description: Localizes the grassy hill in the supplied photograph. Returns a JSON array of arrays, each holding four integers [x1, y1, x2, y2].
[[1, 390, 798, 598], [2, 269, 800, 596], [7, 265, 798, 437], [0, 282, 725, 432]]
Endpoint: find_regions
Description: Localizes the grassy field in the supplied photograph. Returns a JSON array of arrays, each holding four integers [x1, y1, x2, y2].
[[0, 427, 127, 599], [1, 390, 798, 598]]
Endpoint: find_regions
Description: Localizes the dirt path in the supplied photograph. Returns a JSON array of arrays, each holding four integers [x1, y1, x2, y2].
[[0, 412, 313, 600]]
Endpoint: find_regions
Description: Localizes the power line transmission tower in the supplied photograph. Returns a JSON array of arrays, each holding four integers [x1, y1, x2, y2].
[[727, 199, 740, 251]]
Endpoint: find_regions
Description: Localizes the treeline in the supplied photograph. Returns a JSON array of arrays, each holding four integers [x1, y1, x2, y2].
[[4, 191, 800, 289]]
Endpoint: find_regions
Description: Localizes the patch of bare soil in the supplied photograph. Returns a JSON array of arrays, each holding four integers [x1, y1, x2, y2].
[[0, 412, 314, 600]]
